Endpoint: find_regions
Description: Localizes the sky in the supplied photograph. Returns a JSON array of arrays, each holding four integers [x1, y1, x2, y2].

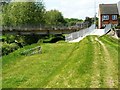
[[43, 0, 120, 20]]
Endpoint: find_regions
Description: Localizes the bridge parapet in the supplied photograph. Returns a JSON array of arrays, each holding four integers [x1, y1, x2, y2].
[[1, 26, 84, 35], [2, 25, 83, 31]]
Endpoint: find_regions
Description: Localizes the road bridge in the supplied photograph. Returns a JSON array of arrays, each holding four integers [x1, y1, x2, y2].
[[1, 26, 84, 35]]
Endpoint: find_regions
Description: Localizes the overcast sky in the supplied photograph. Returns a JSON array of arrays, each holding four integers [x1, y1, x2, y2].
[[43, 0, 120, 20]]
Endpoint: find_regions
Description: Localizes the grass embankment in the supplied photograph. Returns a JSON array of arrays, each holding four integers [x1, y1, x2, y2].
[[2, 35, 119, 88]]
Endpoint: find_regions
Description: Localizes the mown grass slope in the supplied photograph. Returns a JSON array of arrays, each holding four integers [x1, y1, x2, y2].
[[2, 35, 119, 88]]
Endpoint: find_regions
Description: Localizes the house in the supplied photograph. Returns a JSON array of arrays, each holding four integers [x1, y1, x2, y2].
[[98, 4, 119, 29], [75, 22, 89, 28], [75, 22, 84, 28]]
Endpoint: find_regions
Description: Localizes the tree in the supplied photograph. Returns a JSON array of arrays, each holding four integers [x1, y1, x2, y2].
[[65, 18, 83, 26], [84, 17, 94, 27], [2, 3, 11, 26], [45, 10, 66, 27], [2, 1, 45, 27]]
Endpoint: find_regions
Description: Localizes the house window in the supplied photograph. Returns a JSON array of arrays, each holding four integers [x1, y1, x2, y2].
[[102, 15, 109, 20], [112, 15, 117, 20]]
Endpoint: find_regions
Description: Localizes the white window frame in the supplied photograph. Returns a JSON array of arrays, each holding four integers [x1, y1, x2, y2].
[[112, 15, 117, 20], [102, 15, 109, 21]]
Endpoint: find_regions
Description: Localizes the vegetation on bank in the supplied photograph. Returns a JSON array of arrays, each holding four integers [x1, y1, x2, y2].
[[65, 18, 83, 26], [1, 34, 65, 56], [2, 35, 119, 88]]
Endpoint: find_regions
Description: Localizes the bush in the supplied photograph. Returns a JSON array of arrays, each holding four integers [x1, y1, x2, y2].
[[4, 35, 16, 43], [2, 43, 19, 56], [10, 43, 19, 51], [2, 43, 10, 55], [115, 26, 120, 29]]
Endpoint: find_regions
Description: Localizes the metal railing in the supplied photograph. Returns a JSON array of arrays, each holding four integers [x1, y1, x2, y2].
[[65, 24, 95, 41], [65, 24, 112, 42], [104, 24, 112, 34]]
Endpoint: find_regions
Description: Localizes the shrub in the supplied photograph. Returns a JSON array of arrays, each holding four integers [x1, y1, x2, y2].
[[2, 42, 19, 56], [115, 26, 120, 29], [4, 35, 16, 43]]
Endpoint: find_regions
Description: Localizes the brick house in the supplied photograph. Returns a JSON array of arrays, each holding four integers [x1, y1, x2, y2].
[[98, 4, 119, 29]]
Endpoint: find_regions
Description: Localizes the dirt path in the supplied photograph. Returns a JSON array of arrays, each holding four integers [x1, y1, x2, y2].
[[95, 37, 116, 88]]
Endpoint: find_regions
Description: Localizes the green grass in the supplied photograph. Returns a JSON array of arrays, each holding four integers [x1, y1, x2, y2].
[[2, 35, 119, 88]]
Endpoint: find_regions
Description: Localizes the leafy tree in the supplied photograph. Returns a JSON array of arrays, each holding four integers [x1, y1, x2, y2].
[[65, 18, 83, 26], [94, 17, 98, 28], [2, 3, 11, 26], [2, 1, 45, 27], [45, 10, 66, 27], [84, 17, 94, 27]]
